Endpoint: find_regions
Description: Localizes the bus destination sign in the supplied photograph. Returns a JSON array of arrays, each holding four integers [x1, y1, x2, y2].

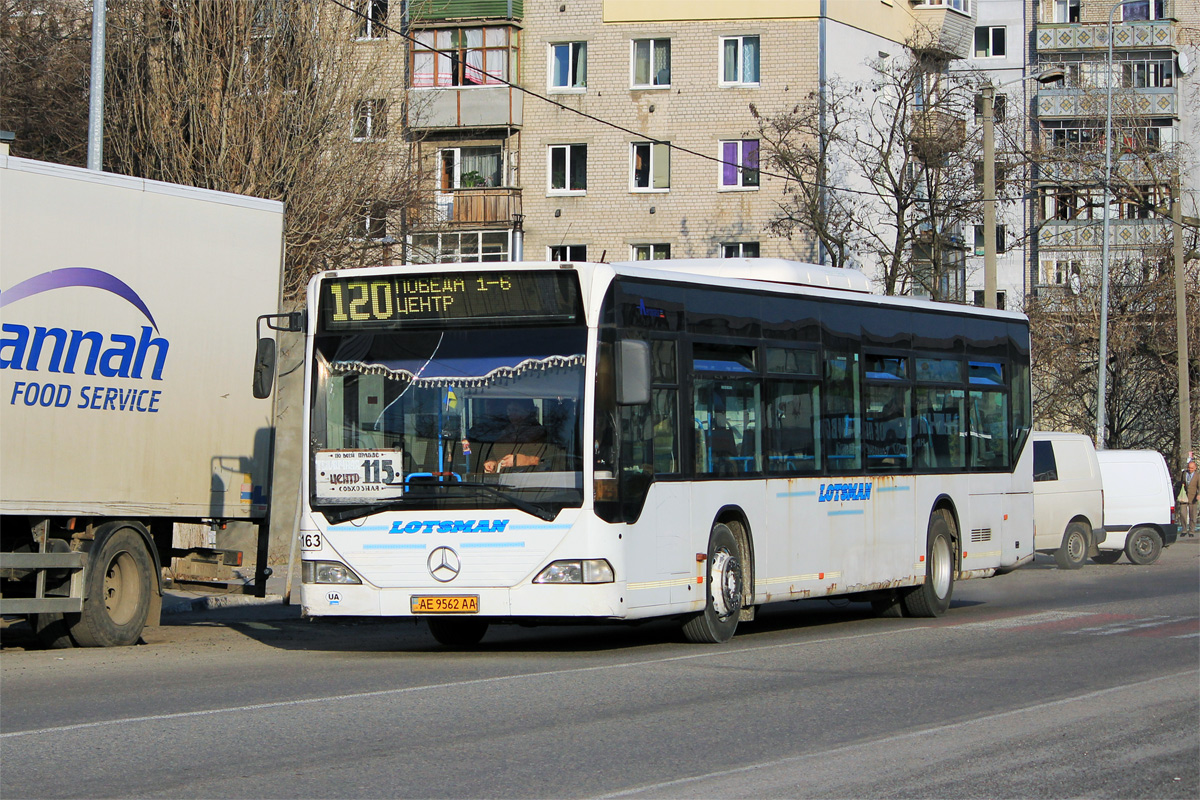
[[320, 271, 580, 330]]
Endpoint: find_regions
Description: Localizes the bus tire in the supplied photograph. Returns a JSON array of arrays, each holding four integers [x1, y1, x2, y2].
[[1091, 550, 1122, 565], [427, 618, 489, 647], [68, 527, 153, 648], [1123, 526, 1163, 566], [682, 523, 744, 643], [901, 509, 956, 618], [1054, 522, 1089, 570]]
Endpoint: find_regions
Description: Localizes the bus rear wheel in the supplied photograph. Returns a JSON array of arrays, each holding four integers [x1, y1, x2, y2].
[[427, 618, 489, 647], [901, 509, 956, 618], [682, 523, 744, 644]]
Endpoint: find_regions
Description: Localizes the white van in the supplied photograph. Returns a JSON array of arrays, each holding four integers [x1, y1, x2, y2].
[[1032, 431, 1106, 569], [1093, 449, 1177, 565]]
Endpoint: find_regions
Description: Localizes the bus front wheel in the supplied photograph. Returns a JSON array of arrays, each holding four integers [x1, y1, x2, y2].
[[901, 509, 956, 618], [682, 523, 744, 644]]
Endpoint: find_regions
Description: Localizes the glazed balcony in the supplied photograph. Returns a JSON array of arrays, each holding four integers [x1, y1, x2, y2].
[[1037, 218, 1170, 250], [1036, 86, 1177, 119]]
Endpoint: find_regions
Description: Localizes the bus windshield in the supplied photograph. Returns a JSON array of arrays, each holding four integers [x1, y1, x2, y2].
[[310, 326, 587, 518]]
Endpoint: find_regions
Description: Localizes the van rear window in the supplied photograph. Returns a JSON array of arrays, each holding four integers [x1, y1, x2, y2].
[[1033, 440, 1058, 482]]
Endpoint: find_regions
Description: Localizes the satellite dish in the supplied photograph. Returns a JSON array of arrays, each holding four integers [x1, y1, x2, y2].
[[1179, 52, 1194, 76]]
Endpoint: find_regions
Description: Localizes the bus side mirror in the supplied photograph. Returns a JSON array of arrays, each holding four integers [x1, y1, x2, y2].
[[252, 312, 304, 399], [616, 340, 651, 406], [253, 337, 276, 400]]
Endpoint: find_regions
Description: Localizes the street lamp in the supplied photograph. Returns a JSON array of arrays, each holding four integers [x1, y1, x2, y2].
[[980, 68, 1063, 310], [1096, 0, 1142, 450]]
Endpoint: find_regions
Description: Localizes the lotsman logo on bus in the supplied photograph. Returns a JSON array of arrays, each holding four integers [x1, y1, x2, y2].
[[818, 482, 873, 502], [1, 268, 170, 412], [389, 519, 511, 534]]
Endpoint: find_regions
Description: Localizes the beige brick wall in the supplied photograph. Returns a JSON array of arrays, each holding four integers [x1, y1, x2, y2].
[[519, 1, 822, 262]]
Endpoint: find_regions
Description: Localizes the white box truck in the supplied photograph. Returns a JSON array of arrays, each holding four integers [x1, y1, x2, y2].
[[1, 153, 286, 646]]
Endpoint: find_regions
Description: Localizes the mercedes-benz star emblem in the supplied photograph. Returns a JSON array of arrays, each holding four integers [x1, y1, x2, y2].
[[428, 546, 461, 582]]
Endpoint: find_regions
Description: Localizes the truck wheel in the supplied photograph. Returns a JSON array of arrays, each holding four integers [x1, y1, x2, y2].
[[427, 618, 488, 647], [1123, 527, 1163, 566], [901, 508, 956, 618], [682, 523, 744, 643], [1091, 550, 1122, 565], [33, 613, 75, 649], [1054, 523, 1089, 570], [69, 528, 153, 647]]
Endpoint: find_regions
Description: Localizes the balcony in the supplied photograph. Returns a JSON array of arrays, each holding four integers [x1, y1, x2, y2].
[[1038, 154, 1175, 185], [1037, 218, 1170, 250], [1035, 19, 1176, 53], [434, 187, 522, 225], [410, 86, 523, 130], [1036, 87, 1177, 119], [910, 110, 966, 164], [908, 2, 975, 60]]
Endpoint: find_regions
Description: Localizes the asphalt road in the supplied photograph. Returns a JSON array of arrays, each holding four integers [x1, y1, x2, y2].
[[2, 541, 1197, 799]]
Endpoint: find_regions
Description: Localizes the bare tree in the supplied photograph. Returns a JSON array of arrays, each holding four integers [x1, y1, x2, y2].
[[753, 32, 1002, 300], [0, 0, 91, 166], [101, 0, 432, 303]]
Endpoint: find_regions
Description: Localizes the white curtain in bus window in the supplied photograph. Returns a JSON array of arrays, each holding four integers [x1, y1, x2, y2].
[[968, 360, 1009, 469], [822, 350, 860, 470], [693, 344, 760, 476]]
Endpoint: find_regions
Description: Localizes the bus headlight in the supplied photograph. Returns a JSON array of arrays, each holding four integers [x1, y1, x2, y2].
[[534, 559, 615, 584], [302, 560, 362, 584]]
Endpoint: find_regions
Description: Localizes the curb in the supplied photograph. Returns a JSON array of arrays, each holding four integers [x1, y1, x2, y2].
[[161, 593, 286, 615]]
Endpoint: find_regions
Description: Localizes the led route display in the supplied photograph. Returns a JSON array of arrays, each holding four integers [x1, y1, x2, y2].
[[320, 270, 580, 330]]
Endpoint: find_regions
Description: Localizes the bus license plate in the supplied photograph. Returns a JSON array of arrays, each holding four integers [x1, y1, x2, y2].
[[411, 595, 480, 614]]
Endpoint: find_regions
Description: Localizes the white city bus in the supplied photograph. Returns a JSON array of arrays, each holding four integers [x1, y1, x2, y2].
[[287, 259, 1034, 645]]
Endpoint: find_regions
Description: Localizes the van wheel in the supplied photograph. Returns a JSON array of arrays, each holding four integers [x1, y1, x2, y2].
[[1091, 550, 1122, 565], [1123, 527, 1163, 566], [682, 523, 744, 643], [901, 509, 956, 618], [1054, 523, 1089, 570]]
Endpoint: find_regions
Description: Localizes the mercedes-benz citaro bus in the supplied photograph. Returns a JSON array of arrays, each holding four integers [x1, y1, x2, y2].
[[268, 258, 1034, 646]]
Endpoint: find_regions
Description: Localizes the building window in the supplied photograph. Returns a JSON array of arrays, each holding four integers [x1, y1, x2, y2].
[[720, 140, 759, 189], [412, 27, 512, 87], [356, 0, 387, 40], [973, 224, 1006, 255], [974, 161, 1007, 192], [973, 290, 1007, 310], [550, 244, 586, 261], [410, 231, 510, 263], [352, 201, 388, 241], [974, 92, 1007, 124], [974, 26, 1006, 58], [439, 147, 503, 189], [1122, 1, 1166, 20], [631, 38, 670, 88], [352, 99, 387, 141], [550, 42, 586, 90], [912, 0, 969, 13], [722, 242, 760, 258], [632, 244, 671, 260], [720, 36, 759, 86], [1047, 0, 1081, 23], [1040, 259, 1081, 288], [632, 142, 670, 191], [549, 144, 587, 194]]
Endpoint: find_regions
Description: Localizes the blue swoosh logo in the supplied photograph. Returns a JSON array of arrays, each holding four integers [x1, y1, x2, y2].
[[0, 267, 159, 331]]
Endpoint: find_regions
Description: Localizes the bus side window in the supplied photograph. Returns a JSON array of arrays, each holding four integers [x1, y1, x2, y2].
[[822, 350, 861, 471], [765, 381, 820, 472]]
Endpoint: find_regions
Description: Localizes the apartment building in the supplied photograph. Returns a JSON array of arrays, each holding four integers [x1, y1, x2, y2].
[[516, 0, 977, 276], [1028, 0, 1200, 298]]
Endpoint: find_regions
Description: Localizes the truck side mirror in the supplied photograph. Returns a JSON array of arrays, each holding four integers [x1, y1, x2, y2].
[[252, 337, 276, 400], [615, 339, 651, 406]]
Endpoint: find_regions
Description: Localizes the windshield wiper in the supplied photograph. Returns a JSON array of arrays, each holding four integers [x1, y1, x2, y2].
[[318, 481, 559, 525]]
